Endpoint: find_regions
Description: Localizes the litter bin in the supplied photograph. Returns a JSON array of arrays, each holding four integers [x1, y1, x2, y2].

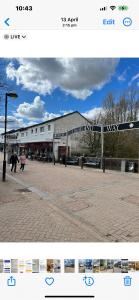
[[126, 161, 136, 173]]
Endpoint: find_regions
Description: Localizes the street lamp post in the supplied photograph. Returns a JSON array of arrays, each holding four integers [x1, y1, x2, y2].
[[65, 130, 69, 167], [2, 92, 18, 182], [100, 124, 106, 173], [101, 124, 104, 169], [52, 132, 56, 165]]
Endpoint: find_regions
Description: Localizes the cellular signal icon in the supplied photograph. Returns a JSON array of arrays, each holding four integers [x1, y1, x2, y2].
[[110, 6, 116, 10], [100, 6, 107, 11]]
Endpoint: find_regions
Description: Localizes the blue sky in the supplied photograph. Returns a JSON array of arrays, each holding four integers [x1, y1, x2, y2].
[[0, 58, 139, 132]]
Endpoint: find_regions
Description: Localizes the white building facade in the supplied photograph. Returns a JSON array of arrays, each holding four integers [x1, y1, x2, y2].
[[1, 111, 91, 160]]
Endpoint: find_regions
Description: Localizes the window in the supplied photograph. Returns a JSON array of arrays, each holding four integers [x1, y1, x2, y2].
[[40, 127, 44, 133], [26, 132, 28, 136], [48, 124, 51, 131], [31, 129, 33, 134], [35, 128, 38, 134], [21, 133, 24, 137]]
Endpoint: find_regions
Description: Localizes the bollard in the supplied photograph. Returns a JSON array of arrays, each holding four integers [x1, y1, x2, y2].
[[103, 157, 106, 173], [81, 158, 83, 169], [65, 157, 67, 167]]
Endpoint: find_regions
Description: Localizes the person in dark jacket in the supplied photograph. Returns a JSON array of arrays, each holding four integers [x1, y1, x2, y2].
[[10, 153, 19, 173]]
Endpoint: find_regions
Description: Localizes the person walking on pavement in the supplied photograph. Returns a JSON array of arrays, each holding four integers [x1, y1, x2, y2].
[[20, 152, 26, 171], [10, 152, 19, 173]]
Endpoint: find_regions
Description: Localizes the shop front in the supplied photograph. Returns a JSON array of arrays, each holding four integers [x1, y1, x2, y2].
[[19, 142, 53, 158]]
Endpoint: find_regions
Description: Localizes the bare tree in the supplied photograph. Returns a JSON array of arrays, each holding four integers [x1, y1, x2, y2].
[[81, 88, 139, 158], [103, 92, 115, 124], [117, 94, 128, 123], [80, 131, 100, 156], [126, 88, 139, 121]]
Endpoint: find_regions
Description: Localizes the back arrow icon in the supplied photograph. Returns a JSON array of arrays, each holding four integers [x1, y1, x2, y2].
[[4, 18, 10, 26]]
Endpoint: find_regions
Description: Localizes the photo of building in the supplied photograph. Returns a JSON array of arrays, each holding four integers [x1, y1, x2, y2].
[[100, 260, 107, 272], [64, 259, 75, 273], [92, 260, 100, 273], [121, 259, 129, 273], [0, 57, 139, 243], [79, 259, 93, 273], [113, 260, 122, 273]]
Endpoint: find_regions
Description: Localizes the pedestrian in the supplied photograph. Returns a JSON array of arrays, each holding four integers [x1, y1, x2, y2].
[[10, 152, 19, 173], [82, 154, 86, 164], [20, 152, 26, 171]]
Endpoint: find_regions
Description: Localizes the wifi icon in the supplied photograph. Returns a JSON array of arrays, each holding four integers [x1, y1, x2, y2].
[[110, 6, 116, 10]]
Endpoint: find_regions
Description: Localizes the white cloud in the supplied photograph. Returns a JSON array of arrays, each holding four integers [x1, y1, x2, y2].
[[14, 95, 65, 122], [6, 62, 52, 95], [44, 110, 75, 121], [26, 121, 39, 126], [14, 94, 62, 121], [60, 110, 73, 115], [6, 58, 119, 100], [43, 112, 61, 121], [118, 69, 127, 82], [0, 115, 24, 134], [129, 73, 139, 86], [83, 107, 104, 120], [15, 96, 45, 119], [66, 89, 92, 100]]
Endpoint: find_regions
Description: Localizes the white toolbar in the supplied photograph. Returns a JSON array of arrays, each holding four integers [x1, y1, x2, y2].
[[0, 274, 138, 300]]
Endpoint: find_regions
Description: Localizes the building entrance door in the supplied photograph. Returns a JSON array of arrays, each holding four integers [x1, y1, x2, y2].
[[58, 146, 69, 160]]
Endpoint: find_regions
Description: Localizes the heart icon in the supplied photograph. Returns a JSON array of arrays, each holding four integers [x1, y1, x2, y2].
[[45, 277, 54, 286]]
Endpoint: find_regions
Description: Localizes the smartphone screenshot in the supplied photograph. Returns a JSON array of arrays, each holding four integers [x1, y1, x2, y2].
[[0, 0, 139, 299]]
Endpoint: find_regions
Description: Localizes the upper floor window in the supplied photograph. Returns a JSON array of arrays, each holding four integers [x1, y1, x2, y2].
[[48, 124, 51, 131], [21, 133, 24, 137], [31, 129, 33, 134], [40, 126, 44, 133], [26, 132, 28, 136], [35, 128, 38, 134]]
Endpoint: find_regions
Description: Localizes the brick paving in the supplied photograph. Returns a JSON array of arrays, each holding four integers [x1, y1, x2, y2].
[[0, 178, 99, 242], [0, 153, 139, 242]]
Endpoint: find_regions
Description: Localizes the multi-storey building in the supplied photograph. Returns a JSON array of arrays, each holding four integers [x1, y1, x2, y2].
[[1, 111, 91, 160]]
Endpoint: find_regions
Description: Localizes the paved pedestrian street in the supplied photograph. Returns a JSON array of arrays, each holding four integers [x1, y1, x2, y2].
[[0, 155, 139, 242]]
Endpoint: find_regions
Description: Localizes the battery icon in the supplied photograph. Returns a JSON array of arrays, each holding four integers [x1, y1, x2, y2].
[[118, 6, 129, 11]]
